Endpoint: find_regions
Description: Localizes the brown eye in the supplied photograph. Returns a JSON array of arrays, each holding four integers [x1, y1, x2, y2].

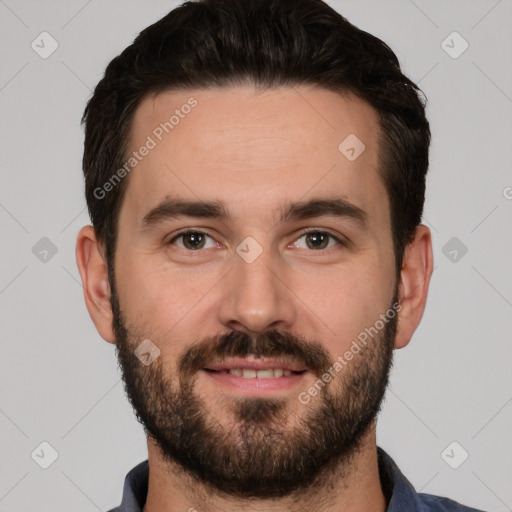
[[168, 230, 216, 251], [291, 230, 344, 251], [305, 232, 330, 250]]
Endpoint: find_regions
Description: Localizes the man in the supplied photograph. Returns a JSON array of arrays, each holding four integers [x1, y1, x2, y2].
[[75, 0, 484, 510]]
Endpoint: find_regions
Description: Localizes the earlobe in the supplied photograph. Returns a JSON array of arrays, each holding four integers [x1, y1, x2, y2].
[[394, 225, 434, 349], [75, 225, 116, 343]]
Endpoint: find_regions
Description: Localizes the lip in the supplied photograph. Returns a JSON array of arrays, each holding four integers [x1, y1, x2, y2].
[[203, 356, 307, 372], [201, 368, 308, 394]]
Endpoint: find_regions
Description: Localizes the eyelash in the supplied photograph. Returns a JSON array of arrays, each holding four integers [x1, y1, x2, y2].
[[166, 228, 347, 253]]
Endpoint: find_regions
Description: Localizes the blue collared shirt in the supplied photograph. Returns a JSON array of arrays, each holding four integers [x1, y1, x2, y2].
[[106, 447, 485, 511]]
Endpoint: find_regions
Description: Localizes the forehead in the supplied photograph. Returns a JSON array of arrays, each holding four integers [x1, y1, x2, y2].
[[122, 85, 387, 231]]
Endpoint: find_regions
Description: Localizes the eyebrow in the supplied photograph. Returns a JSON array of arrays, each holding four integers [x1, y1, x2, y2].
[[139, 195, 368, 231]]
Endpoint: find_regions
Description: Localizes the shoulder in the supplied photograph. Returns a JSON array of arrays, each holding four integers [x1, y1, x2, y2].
[[418, 492, 487, 512], [377, 447, 486, 512]]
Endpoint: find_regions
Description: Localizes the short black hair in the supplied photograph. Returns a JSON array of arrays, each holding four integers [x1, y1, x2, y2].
[[81, 0, 430, 280]]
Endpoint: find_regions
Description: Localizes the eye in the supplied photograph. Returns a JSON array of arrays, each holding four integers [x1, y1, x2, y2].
[[167, 230, 219, 251], [167, 228, 346, 253], [290, 229, 344, 251]]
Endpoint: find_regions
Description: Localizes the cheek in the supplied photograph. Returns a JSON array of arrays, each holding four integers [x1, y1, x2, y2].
[[117, 247, 196, 312], [116, 254, 220, 359], [293, 260, 391, 353]]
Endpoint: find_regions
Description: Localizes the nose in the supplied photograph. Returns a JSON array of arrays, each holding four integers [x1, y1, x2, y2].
[[216, 241, 297, 335]]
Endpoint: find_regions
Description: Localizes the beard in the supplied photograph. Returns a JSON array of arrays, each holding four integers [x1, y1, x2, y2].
[[110, 268, 398, 499]]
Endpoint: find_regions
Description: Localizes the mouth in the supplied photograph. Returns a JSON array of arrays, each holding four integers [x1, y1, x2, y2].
[[201, 357, 309, 394], [205, 368, 306, 378]]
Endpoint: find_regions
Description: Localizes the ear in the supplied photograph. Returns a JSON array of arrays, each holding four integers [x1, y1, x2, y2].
[[75, 225, 116, 343], [394, 224, 433, 349]]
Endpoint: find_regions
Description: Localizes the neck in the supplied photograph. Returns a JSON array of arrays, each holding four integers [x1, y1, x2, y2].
[[142, 425, 387, 512]]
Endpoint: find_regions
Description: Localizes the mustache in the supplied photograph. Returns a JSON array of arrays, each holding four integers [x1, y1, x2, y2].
[[178, 329, 333, 379]]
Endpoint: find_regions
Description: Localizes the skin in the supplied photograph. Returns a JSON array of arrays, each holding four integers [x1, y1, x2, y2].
[[76, 85, 433, 512]]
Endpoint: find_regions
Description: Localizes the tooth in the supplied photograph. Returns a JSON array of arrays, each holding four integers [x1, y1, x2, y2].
[[226, 368, 294, 378], [256, 369, 274, 378]]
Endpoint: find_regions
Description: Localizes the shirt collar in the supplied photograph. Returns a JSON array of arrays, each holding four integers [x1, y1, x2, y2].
[[116, 459, 148, 512], [377, 446, 426, 511]]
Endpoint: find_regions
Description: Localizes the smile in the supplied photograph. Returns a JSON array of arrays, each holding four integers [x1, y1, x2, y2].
[[205, 368, 306, 378], [201, 358, 309, 394]]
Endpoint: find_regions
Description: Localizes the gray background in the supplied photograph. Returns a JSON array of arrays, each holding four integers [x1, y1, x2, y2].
[[1, 0, 511, 510]]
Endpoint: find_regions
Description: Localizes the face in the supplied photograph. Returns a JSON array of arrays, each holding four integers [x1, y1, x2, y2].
[[110, 85, 399, 498]]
